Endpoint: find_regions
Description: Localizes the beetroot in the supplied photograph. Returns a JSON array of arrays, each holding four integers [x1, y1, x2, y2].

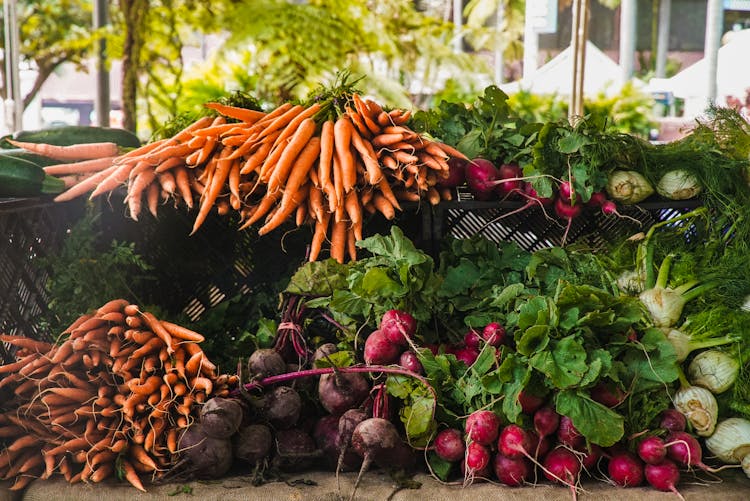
[[493, 453, 532, 487], [481, 322, 506, 347], [313, 343, 338, 362], [434, 428, 466, 462], [349, 417, 412, 498], [364, 329, 401, 365], [438, 157, 468, 188], [465, 158, 499, 200], [465, 410, 500, 445], [644, 459, 682, 495], [178, 424, 234, 479], [200, 397, 244, 438], [318, 371, 370, 415], [608, 451, 645, 487], [498, 424, 534, 459], [233, 424, 273, 463], [247, 348, 287, 378], [272, 428, 319, 471], [637, 435, 667, 465], [263, 385, 302, 429], [398, 350, 423, 374], [557, 415, 584, 449], [380, 309, 416, 346]]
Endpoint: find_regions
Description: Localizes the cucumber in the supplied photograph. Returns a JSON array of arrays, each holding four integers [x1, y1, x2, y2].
[[0, 155, 65, 198], [5, 125, 141, 149], [0, 148, 60, 167]]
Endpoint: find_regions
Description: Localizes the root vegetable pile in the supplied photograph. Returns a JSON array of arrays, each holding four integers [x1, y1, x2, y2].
[[0, 299, 235, 491], [19, 94, 465, 263]]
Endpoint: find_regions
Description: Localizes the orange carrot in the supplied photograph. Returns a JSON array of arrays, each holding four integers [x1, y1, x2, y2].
[[333, 117, 355, 192], [257, 184, 310, 236], [0, 335, 52, 353], [346, 225, 357, 261], [53, 163, 118, 202], [96, 298, 129, 316], [173, 166, 194, 208], [372, 193, 396, 220], [239, 134, 277, 175], [254, 104, 305, 143], [43, 156, 117, 176], [318, 119, 334, 191], [7, 138, 120, 161], [159, 321, 205, 343], [434, 141, 468, 160], [268, 103, 322, 152], [237, 191, 281, 230], [330, 218, 348, 264], [191, 147, 233, 234], [350, 128, 383, 185], [266, 118, 317, 194], [147, 182, 160, 217], [352, 94, 381, 135], [344, 189, 362, 226], [308, 185, 326, 223], [377, 176, 402, 211], [204, 102, 266, 123], [139, 312, 174, 354], [308, 211, 330, 262], [121, 458, 147, 492]]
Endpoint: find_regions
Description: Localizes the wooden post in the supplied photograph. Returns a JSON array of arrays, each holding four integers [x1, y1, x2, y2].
[[569, 0, 589, 121]]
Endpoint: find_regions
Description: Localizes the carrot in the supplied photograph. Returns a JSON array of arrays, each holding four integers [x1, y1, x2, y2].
[[346, 106, 372, 139], [43, 156, 117, 176], [372, 193, 396, 220], [344, 189, 362, 226], [0, 334, 52, 352], [127, 375, 162, 395], [129, 443, 159, 471], [130, 336, 164, 359], [333, 117, 356, 192], [228, 159, 241, 208], [120, 458, 147, 492], [372, 132, 406, 148], [7, 138, 120, 161], [45, 437, 90, 457], [295, 199, 308, 226], [239, 133, 277, 174], [318, 119, 334, 190], [346, 225, 357, 261], [90, 462, 115, 483], [139, 312, 174, 354], [254, 104, 305, 144], [204, 102, 266, 122], [166, 428, 179, 454], [190, 376, 213, 394], [257, 184, 310, 236], [191, 147, 233, 235], [330, 218, 348, 264], [268, 103, 322, 153], [434, 141, 468, 160], [308, 185, 326, 223], [352, 94, 381, 135], [53, 163, 118, 202], [266, 118, 317, 194], [276, 135, 321, 200], [173, 166, 194, 208], [6, 434, 41, 452], [9, 474, 35, 491], [350, 128, 383, 185], [146, 181, 160, 217], [95, 298, 129, 316], [160, 321, 205, 343]]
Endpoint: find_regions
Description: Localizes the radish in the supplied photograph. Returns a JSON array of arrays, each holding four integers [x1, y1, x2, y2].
[[454, 345, 479, 366], [434, 428, 466, 462], [580, 444, 603, 471], [363, 329, 401, 365], [665, 430, 716, 472], [637, 435, 667, 465], [558, 180, 575, 202], [465, 441, 491, 471], [494, 163, 523, 198], [465, 158, 499, 200], [590, 381, 626, 408], [660, 408, 687, 432], [438, 157, 468, 188], [518, 391, 545, 415], [524, 182, 554, 206], [533, 406, 560, 441], [465, 410, 500, 445], [543, 447, 582, 489], [398, 350, 423, 374], [380, 309, 416, 346], [481, 322, 506, 347], [607, 451, 645, 487], [463, 329, 481, 350], [460, 447, 492, 483], [644, 460, 684, 498], [530, 431, 552, 459], [498, 424, 534, 459], [554, 196, 582, 246], [586, 190, 607, 207], [493, 453, 532, 487], [318, 371, 370, 416], [557, 415, 584, 449]]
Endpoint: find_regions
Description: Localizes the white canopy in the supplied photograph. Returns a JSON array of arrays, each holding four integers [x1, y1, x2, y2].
[[500, 41, 640, 97]]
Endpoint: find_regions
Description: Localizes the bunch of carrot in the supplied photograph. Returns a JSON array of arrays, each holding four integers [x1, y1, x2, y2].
[[0, 298, 236, 491], [22, 94, 465, 263]]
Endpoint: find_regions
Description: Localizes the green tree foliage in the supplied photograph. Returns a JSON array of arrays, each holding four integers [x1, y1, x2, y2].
[[0, 0, 94, 108]]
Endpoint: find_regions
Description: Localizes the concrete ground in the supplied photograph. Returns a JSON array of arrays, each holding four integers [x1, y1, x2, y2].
[[3, 469, 749, 501]]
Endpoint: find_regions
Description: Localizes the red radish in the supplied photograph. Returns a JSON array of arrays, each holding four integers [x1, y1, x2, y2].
[[398, 351, 423, 374], [454, 346, 479, 366], [524, 182, 554, 206], [531, 431, 552, 459], [438, 157, 468, 188], [498, 424, 534, 459], [586, 190, 607, 207], [660, 408, 687, 432], [559, 180, 574, 200], [665, 431, 715, 471], [543, 447, 582, 488], [518, 391, 545, 415], [465, 441, 491, 471], [460, 449, 492, 482], [580, 444, 603, 471], [554, 195, 582, 220], [557, 415, 584, 449], [465, 158, 499, 200], [533, 406, 560, 441], [434, 428, 466, 462], [493, 453, 532, 487], [644, 460, 683, 498], [495, 163, 523, 198], [380, 309, 416, 346], [463, 330, 481, 350], [465, 410, 501, 445], [637, 435, 667, 465], [608, 451, 645, 487], [363, 329, 400, 365], [481, 322, 506, 347], [590, 381, 626, 408]]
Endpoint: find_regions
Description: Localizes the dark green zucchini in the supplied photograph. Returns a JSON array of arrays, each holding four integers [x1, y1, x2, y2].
[[0, 155, 65, 197], [0, 148, 60, 167], [4, 125, 141, 149]]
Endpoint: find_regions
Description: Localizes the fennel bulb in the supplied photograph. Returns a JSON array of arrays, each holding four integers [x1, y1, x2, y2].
[[606, 170, 654, 204], [673, 385, 718, 437], [687, 349, 739, 394], [705, 418, 750, 463], [656, 170, 702, 200]]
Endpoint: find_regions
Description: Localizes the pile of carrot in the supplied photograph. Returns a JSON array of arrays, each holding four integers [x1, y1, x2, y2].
[[0, 298, 236, 491], [19, 94, 466, 263]]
